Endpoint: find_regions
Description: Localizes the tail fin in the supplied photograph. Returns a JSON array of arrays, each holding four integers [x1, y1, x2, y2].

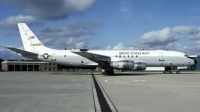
[[18, 23, 52, 51]]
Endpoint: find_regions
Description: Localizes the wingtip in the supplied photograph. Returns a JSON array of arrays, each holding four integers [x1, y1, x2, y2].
[[4, 46, 13, 50], [4, 46, 10, 49]]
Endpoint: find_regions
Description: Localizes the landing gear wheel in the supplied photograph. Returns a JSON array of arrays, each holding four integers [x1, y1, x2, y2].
[[102, 71, 114, 75], [102, 68, 115, 76], [109, 71, 114, 75], [176, 70, 180, 74], [102, 71, 108, 75]]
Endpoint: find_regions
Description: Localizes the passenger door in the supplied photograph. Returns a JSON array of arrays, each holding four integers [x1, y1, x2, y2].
[[159, 53, 164, 61], [51, 53, 56, 61]]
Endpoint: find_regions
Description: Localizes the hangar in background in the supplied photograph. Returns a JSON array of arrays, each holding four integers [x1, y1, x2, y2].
[[190, 55, 200, 70], [1, 61, 57, 71]]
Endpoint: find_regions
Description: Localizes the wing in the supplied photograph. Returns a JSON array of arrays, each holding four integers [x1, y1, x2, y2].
[[71, 50, 111, 63], [5, 47, 38, 59]]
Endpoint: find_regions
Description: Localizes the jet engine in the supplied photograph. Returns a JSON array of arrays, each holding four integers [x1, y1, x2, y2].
[[110, 60, 134, 70], [133, 62, 146, 70]]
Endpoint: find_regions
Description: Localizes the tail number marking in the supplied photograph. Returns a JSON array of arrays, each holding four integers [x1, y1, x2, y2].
[[30, 43, 42, 46]]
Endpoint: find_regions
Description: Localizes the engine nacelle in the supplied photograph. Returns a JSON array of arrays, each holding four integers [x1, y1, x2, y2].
[[110, 60, 134, 70], [133, 62, 146, 70]]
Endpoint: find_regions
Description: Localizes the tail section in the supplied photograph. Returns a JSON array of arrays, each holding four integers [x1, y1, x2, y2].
[[18, 23, 52, 51]]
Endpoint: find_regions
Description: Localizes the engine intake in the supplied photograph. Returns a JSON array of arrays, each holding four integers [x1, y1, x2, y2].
[[133, 62, 146, 70], [110, 60, 134, 70]]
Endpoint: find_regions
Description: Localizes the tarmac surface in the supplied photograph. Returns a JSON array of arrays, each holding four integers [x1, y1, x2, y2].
[[1, 71, 200, 112]]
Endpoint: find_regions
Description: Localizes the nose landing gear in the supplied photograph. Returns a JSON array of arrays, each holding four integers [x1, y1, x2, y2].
[[176, 70, 180, 74], [163, 67, 181, 74]]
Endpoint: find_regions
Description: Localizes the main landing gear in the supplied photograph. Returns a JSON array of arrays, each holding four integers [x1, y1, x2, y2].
[[163, 70, 180, 74], [163, 67, 180, 74], [102, 68, 114, 75]]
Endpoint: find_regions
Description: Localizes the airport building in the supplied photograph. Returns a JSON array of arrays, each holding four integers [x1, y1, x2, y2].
[[191, 55, 200, 70], [1, 61, 57, 71]]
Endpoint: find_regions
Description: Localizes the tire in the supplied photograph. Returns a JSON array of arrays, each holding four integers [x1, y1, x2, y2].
[[110, 71, 114, 75]]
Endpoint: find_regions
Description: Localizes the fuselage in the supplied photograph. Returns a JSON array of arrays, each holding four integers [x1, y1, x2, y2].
[[35, 49, 194, 67]]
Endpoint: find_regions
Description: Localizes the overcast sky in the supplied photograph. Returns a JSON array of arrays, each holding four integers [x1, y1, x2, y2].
[[1, 0, 200, 60]]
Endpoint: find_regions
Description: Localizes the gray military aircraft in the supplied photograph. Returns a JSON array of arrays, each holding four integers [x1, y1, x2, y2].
[[6, 23, 195, 75]]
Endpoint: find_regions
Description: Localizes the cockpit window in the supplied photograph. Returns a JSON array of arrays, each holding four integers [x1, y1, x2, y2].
[[184, 55, 189, 58]]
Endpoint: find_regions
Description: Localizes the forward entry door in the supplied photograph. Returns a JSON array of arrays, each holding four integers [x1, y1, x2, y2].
[[159, 53, 164, 61], [51, 53, 56, 61]]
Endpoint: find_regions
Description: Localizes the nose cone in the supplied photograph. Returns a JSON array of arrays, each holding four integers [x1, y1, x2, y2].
[[189, 59, 196, 65], [184, 58, 195, 66]]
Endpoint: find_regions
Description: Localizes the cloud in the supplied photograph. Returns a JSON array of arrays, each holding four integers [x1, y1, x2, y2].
[[135, 26, 200, 47], [106, 26, 200, 55], [106, 42, 198, 55], [106, 42, 134, 50], [65, 37, 89, 49], [6, 30, 20, 36], [146, 13, 153, 19], [51, 37, 100, 50], [105, 45, 112, 50], [3, 0, 95, 20], [0, 15, 40, 29], [189, 7, 200, 12], [39, 21, 101, 46], [113, 43, 125, 50], [118, 0, 133, 19], [40, 21, 101, 39], [133, 26, 200, 54]]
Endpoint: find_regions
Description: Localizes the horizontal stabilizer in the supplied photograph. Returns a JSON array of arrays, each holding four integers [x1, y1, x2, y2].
[[5, 47, 38, 59]]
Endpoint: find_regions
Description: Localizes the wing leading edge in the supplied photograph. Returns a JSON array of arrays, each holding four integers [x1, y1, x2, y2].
[[71, 50, 111, 63]]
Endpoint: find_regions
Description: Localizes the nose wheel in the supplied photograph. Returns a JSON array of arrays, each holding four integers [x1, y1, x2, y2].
[[163, 70, 180, 74]]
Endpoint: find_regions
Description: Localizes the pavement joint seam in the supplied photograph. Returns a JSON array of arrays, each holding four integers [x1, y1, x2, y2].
[[93, 73, 118, 112], [92, 73, 113, 112], [91, 74, 101, 112]]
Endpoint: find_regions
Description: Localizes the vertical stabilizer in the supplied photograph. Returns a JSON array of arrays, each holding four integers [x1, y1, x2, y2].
[[18, 23, 52, 51]]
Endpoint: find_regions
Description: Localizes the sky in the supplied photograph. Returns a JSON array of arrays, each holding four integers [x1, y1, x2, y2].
[[1, 0, 200, 60]]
